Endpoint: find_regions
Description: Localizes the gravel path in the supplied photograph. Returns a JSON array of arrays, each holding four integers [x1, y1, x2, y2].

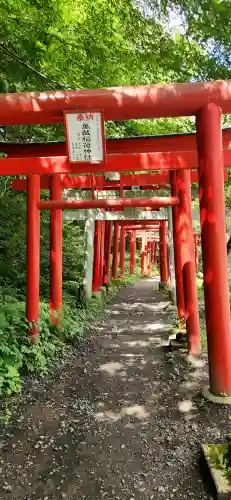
[[0, 278, 230, 499]]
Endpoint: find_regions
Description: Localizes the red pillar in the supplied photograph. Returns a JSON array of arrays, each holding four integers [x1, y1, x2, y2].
[[130, 230, 136, 275], [147, 240, 152, 275], [141, 236, 145, 275], [120, 226, 126, 278], [159, 221, 168, 284], [26, 175, 40, 343], [92, 220, 101, 292], [176, 169, 201, 356], [147, 241, 150, 275], [50, 175, 62, 324], [166, 227, 170, 285], [196, 103, 231, 396], [112, 222, 120, 279], [171, 172, 185, 320], [151, 241, 156, 270], [103, 221, 112, 285], [98, 221, 105, 288], [144, 231, 148, 274]]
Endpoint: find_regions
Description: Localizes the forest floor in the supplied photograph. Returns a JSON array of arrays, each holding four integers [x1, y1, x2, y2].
[[0, 278, 230, 500]]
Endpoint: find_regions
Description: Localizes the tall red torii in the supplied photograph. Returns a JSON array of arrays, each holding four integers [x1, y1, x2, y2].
[[0, 79, 230, 401], [1, 80, 231, 124]]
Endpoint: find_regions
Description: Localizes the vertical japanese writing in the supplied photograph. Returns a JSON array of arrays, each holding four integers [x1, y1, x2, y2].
[[65, 112, 104, 163], [81, 122, 92, 161]]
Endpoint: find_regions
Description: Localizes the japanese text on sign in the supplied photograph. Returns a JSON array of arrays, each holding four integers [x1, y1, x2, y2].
[[65, 112, 104, 163]]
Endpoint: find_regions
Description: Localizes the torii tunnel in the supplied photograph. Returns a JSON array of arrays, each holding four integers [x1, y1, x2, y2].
[[2, 79, 231, 401]]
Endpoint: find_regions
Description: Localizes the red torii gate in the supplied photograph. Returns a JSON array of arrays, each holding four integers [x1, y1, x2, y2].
[[117, 221, 162, 278], [11, 169, 228, 191], [1, 80, 231, 401], [1, 149, 231, 175], [0, 80, 231, 123]]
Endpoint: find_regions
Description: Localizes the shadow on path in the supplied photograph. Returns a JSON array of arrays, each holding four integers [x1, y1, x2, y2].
[[0, 279, 229, 499]]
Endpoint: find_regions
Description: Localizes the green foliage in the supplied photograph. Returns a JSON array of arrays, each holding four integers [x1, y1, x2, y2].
[[0, 184, 85, 299], [0, 0, 215, 143], [0, 294, 109, 398], [141, 0, 231, 80], [0, 180, 87, 399]]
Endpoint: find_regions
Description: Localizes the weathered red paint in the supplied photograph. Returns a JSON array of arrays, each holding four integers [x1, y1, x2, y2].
[[26, 175, 40, 342], [2, 81, 231, 125], [171, 171, 185, 320], [176, 169, 201, 356], [130, 230, 136, 275], [120, 227, 126, 279], [50, 175, 62, 324], [197, 103, 231, 396], [112, 222, 120, 280]]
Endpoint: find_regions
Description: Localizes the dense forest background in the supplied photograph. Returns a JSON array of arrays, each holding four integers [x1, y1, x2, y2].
[[0, 0, 231, 400]]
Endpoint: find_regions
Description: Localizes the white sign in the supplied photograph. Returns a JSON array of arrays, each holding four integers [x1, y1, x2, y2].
[[64, 111, 104, 163]]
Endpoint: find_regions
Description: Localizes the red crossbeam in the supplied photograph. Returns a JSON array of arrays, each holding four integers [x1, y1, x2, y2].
[[118, 225, 160, 230], [2, 129, 231, 156], [118, 220, 162, 225], [1, 81, 231, 124], [3, 150, 231, 176], [0, 151, 196, 176], [38, 196, 179, 211], [11, 175, 170, 191], [11, 168, 228, 191]]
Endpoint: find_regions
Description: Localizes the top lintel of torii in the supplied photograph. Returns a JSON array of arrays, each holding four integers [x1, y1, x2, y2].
[[0, 80, 231, 125]]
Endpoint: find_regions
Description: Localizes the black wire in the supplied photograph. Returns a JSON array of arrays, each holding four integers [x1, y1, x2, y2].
[[0, 44, 68, 91]]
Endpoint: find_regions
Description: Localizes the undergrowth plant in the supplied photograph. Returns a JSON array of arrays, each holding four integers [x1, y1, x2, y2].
[[0, 249, 136, 400], [0, 295, 107, 398]]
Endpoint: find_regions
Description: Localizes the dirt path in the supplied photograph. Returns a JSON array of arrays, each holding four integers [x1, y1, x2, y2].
[[0, 279, 229, 499]]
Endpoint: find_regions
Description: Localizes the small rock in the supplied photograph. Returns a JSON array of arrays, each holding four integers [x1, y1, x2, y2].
[[3, 484, 12, 492]]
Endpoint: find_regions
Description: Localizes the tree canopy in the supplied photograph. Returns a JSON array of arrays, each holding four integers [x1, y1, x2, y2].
[[0, 0, 223, 141]]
